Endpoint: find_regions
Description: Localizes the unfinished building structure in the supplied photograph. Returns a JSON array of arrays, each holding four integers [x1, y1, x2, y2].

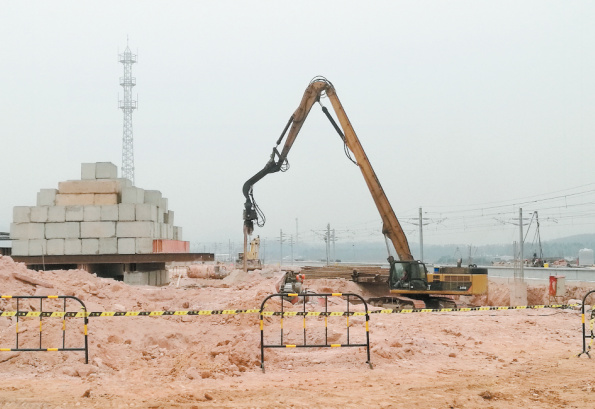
[[10, 162, 211, 284]]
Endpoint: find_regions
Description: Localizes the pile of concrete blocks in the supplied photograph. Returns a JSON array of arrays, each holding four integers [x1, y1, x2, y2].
[[11, 162, 184, 256]]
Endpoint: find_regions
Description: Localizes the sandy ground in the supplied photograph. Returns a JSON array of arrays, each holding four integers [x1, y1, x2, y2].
[[0, 255, 594, 409]]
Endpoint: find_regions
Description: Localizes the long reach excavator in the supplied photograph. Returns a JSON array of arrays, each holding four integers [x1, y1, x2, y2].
[[242, 77, 487, 309]]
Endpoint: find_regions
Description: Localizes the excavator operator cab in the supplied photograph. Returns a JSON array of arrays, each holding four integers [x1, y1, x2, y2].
[[389, 260, 428, 291]]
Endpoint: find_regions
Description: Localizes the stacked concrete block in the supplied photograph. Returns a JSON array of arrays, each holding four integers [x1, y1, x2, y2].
[[10, 162, 185, 256]]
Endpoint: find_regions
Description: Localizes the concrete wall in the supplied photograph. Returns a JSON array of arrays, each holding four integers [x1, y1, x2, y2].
[[487, 265, 595, 284]]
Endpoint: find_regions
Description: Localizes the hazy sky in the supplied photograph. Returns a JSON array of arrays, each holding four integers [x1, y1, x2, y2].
[[2, 1, 595, 257]]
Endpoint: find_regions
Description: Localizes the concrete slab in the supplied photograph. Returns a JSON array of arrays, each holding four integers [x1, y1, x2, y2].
[[82, 238, 99, 255], [81, 163, 96, 180], [59, 180, 119, 194], [144, 190, 162, 206], [116, 221, 154, 238], [56, 194, 95, 206], [10, 223, 45, 240], [95, 162, 117, 179], [83, 205, 101, 222], [118, 238, 136, 254], [13, 207, 31, 223], [100, 205, 119, 221], [124, 270, 169, 286], [45, 222, 80, 239], [94, 194, 118, 205], [136, 238, 153, 254], [81, 221, 116, 238], [47, 239, 65, 256], [48, 206, 66, 222], [65, 206, 84, 222], [28, 239, 46, 256], [11, 240, 28, 256], [121, 187, 144, 204], [118, 203, 135, 221], [135, 204, 158, 222], [30, 206, 49, 223], [64, 239, 82, 255], [37, 189, 58, 206], [98, 238, 118, 254]]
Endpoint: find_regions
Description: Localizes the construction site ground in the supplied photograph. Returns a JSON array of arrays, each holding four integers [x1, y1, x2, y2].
[[0, 256, 594, 408]]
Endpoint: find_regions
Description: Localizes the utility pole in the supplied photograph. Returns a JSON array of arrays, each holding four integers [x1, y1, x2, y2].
[[419, 207, 424, 262], [279, 229, 284, 267], [519, 208, 524, 281], [326, 223, 331, 266], [332, 229, 336, 263]]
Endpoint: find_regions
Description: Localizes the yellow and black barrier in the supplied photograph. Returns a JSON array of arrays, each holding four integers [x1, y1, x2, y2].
[[258, 292, 371, 372], [578, 290, 595, 358], [0, 295, 88, 363]]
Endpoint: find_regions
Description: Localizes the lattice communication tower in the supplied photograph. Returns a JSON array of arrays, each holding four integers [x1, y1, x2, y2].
[[118, 41, 137, 184]]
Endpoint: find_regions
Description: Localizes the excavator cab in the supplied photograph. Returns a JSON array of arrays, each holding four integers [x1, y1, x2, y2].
[[389, 260, 428, 291]]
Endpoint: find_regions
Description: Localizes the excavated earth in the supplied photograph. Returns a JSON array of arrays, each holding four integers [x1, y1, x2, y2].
[[0, 255, 594, 408]]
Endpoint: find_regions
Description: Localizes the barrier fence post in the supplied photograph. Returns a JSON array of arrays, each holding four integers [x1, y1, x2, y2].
[[578, 289, 595, 358]]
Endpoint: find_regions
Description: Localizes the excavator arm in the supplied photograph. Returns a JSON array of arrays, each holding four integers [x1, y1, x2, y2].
[[242, 77, 414, 262]]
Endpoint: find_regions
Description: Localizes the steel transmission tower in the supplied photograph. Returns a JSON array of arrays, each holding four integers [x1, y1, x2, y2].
[[118, 40, 137, 184]]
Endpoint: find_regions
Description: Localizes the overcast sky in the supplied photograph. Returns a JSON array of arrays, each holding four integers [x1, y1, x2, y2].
[[2, 1, 595, 257]]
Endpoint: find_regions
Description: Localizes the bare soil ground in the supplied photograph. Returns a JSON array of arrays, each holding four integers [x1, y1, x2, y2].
[[0, 255, 594, 409]]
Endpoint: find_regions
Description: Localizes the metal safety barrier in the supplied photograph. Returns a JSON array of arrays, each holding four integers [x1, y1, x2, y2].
[[0, 295, 89, 363], [259, 292, 371, 372], [578, 289, 595, 358]]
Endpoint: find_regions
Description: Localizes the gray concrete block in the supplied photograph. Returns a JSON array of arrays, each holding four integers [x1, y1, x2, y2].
[[10, 223, 45, 240], [30, 206, 49, 223], [48, 206, 66, 222], [64, 239, 82, 255], [121, 187, 144, 204], [45, 222, 80, 239], [157, 208, 164, 223], [160, 198, 168, 213], [100, 205, 119, 221], [82, 238, 99, 255], [118, 238, 136, 254], [95, 162, 117, 179], [135, 204, 158, 222], [144, 190, 162, 206], [47, 239, 65, 256], [83, 205, 101, 222], [81, 221, 116, 238], [99, 238, 117, 254], [13, 207, 31, 223], [11, 240, 28, 256], [164, 210, 174, 225], [81, 163, 96, 180], [65, 206, 84, 222], [28, 239, 46, 256], [116, 221, 154, 238], [136, 238, 153, 254], [118, 203, 135, 221], [37, 189, 58, 206], [173, 226, 182, 240], [124, 270, 169, 286]]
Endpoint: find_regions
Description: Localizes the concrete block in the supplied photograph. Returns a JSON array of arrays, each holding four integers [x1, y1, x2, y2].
[[64, 239, 82, 255], [144, 190, 162, 206], [168, 225, 174, 240], [118, 238, 136, 254], [99, 238, 117, 254], [82, 238, 99, 255], [30, 206, 49, 223], [164, 211, 174, 225], [116, 178, 132, 192], [94, 194, 118, 205], [47, 239, 65, 256], [65, 206, 84, 222], [37, 189, 58, 206], [121, 187, 144, 204], [136, 238, 153, 254], [45, 222, 80, 239], [173, 226, 182, 241], [100, 205, 119, 221], [55, 194, 95, 206], [83, 205, 101, 222], [81, 163, 96, 180], [28, 239, 46, 256], [59, 180, 119, 194], [10, 223, 45, 240], [116, 221, 154, 238], [48, 206, 66, 222], [124, 270, 169, 286], [13, 207, 31, 223], [118, 203, 135, 221], [135, 204, 158, 222], [95, 162, 117, 179], [157, 208, 164, 223], [11, 240, 28, 256], [81, 222, 116, 238], [160, 198, 168, 213]]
